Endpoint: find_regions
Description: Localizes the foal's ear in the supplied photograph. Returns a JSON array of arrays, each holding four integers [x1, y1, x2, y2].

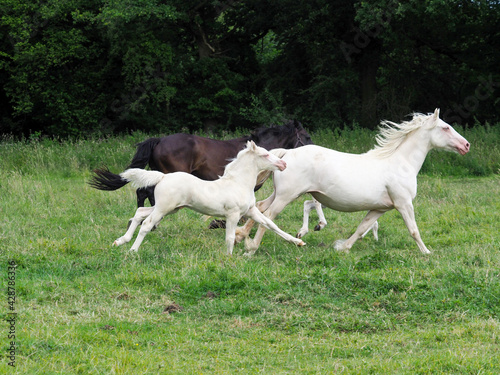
[[433, 108, 440, 120], [247, 140, 256, 150]]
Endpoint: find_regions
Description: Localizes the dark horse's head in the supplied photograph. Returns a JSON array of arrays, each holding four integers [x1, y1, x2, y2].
[[249, 120, 313, 150]]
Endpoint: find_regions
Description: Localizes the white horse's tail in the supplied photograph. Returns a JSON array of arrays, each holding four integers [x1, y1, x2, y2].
[[120, 168, 165, 189]]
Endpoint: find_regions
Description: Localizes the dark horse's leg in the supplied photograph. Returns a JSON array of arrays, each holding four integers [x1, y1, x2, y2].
[[136, 186, 156, 207], [131, 186, 157, 231]]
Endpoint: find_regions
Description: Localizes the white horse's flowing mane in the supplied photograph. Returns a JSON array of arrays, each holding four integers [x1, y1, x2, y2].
[[369, 113, 436, 158]]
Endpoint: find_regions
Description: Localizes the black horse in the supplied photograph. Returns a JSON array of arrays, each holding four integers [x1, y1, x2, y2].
[[90, 120, 313, 208]]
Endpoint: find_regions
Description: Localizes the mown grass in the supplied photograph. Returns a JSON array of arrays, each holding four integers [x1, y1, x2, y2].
[[1, 125, 499, 374]]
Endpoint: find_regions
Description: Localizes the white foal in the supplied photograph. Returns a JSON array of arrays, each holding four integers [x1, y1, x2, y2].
[[112, 141, 305, 255]]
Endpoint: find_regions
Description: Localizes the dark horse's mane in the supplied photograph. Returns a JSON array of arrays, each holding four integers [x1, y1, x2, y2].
[[248, 120, 305, 148]]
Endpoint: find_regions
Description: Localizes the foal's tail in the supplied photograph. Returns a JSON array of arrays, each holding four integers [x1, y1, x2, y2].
[[120, 168, 165, 189], [255, 148, 289, 190], [88, 138, 161, 191]]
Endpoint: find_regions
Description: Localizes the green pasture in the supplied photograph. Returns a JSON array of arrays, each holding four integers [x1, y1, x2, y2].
[[1, 126, 499, 374]]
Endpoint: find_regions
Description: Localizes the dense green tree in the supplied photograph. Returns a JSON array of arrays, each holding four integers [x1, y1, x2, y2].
[[0, 0, 498, 137]]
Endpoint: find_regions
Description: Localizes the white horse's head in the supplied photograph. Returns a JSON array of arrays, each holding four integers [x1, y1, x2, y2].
[[246, 141, 287, 171], [427, 109, 470, 155]]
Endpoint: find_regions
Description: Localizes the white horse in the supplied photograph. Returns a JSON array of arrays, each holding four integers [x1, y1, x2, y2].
[[236, 109, 470, 255], [112, 141, 306, 254]]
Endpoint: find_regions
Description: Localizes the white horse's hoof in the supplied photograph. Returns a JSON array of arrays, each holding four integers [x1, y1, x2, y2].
[[334, 239, 349, 252], [314, 221, 326, 231], [297, 240, 306, 247]]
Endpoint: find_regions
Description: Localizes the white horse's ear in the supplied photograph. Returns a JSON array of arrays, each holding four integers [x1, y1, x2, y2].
[[433, 108, 440, 119]]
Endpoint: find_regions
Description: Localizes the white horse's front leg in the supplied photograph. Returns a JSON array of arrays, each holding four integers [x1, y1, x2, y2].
[[312, 199, 327, 232], [235, 192, 276, 243], [297, 199, 327, 238], [235, 218, 255, 244], [297, 200, 314, 238], [114, 207, 154, 246], [335, 210, 384, 252], [396, 204, 430, 254]]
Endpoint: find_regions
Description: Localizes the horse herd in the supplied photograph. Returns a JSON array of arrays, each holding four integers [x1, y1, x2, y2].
[[89, 110, 470, 256]]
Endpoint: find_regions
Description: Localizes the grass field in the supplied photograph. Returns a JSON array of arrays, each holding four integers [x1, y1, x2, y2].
[[1, 125, 500, 374]]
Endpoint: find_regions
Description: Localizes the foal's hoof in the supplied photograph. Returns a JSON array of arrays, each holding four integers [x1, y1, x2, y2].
[[297, 240, 306, 247], [296, 230, 307, 239]]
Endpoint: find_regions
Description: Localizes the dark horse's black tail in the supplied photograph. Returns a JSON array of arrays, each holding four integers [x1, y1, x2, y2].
[[88, 137, 161, 191]]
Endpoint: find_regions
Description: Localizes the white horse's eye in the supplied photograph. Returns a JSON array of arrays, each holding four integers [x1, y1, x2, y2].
[[443, 126, 450, 132]]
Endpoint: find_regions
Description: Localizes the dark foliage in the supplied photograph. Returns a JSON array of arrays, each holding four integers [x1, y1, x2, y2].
[[0, 0, 498, 137]]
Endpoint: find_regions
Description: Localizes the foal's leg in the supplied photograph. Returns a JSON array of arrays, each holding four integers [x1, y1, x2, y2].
[[244, 195, 296, 254], [244, 206, 305, 255], [334, 210, 385, 252], [235, 191, 276, 243], [396, 203, 431, 254], [129, 207, 165, 252], [114, 207, 154, 246], [224, 212, 241, 256]]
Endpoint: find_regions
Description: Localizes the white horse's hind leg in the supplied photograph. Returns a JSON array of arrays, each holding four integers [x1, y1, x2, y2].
[[114, 207, 154, 246], [360, 220, 379, 241], [335, 210, 384, 252]]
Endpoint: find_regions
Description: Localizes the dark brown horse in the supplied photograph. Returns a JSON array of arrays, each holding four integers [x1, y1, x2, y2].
[[89, 120, 313, 208]]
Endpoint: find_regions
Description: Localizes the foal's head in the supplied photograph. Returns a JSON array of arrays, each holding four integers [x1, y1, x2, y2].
[[243, 141, 287, 172]]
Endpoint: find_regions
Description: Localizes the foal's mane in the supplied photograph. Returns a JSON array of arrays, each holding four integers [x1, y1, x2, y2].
[[369, 113, 436, 158], [220, 147, 252, 178]]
